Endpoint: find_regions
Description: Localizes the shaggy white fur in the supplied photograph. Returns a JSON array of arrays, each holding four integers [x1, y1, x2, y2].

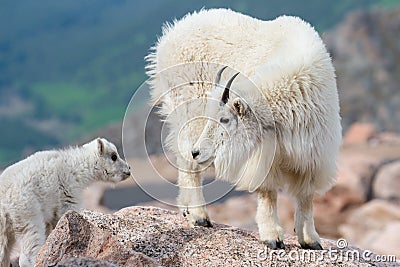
[[146, 8, 341, 249], [0, 138, 130, 267]]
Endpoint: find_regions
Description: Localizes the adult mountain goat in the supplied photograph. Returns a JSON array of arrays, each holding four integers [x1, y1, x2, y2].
[[146, 9, 341, 249]]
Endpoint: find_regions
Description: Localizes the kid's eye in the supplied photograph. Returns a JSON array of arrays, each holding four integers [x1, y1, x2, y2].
[[220, 117, 229, 124], [111, 153, 118, 162]]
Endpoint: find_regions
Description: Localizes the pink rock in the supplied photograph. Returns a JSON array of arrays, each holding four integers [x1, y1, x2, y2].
[[371, 222, 400, 258], [373, 132, 400, 145], [314, 152, 390, 239], [314, 186, 360, 239], [36, 206, 380, 267], [343, 123, 377, 145], [339, 199, 400, 258], [336, 153, 383, 203], [373, 161, 400, 201], [207, 194, 258, 231], [35, 211, 158, 267]]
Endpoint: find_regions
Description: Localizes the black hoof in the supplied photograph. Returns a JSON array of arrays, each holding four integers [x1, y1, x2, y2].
[[182, 209, 189, 217], [300, 241, 323, 250], [194, 218, 213, 227], [264, 239, 285, 249]]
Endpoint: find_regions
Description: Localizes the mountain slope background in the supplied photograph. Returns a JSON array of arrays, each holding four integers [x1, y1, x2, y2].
[[0, 0, 399, 167]]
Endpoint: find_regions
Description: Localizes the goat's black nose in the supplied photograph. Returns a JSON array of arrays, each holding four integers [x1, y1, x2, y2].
[[191, 149, 200, 160]]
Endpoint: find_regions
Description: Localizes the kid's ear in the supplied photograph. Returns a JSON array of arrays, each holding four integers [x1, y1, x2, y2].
[[97, 138, 104, 156], [233, 98, 247, 116]]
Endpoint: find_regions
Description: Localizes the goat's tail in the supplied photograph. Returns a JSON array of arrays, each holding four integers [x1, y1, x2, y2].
[[0, 204, 10, 267]]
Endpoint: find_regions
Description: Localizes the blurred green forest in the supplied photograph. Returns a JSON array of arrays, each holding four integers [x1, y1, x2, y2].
[[0, 0, 399, 167]]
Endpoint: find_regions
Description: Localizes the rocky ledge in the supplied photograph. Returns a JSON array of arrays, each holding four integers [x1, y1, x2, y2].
[[35, 206, 398, 267]]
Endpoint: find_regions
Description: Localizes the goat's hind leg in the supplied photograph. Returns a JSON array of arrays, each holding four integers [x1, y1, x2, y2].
[[256, 189, 285, 249], [294, 194, 322, 250], [177, 158, 211, 227]]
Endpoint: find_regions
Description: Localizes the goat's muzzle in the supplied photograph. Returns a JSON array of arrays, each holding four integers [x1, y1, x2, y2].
[[191, 149, 200, 160]]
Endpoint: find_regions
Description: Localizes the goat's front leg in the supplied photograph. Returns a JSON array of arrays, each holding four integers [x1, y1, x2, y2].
[[294, 194, 322, 250], [177, 159, 211, 227], [17, 220, 46, 267], [256, 189, 284, 249]]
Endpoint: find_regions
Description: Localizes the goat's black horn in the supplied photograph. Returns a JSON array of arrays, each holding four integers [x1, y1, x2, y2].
[[215, 66, 228, 85], [221, 72, 240, 104]]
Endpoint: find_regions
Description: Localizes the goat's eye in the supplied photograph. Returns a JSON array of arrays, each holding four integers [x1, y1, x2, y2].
[[111, 153, 118, 162], [220, 117, 229, 124]]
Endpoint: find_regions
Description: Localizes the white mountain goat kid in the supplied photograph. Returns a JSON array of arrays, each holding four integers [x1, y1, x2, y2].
[[146, 9, 341, 249], [0, 138, 131, 267]]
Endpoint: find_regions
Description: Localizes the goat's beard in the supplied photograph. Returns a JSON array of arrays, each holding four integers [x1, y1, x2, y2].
[[214, 136, 255, 187], [213, 131, 273, 192]]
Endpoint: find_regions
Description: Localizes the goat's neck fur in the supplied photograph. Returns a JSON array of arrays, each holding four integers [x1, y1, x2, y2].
[[55, 146, 102, 199]]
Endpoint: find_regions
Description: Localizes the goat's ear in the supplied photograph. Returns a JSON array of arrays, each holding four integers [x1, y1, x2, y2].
[[97, 138, 105, 156], [232, 98, 247, 116]]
